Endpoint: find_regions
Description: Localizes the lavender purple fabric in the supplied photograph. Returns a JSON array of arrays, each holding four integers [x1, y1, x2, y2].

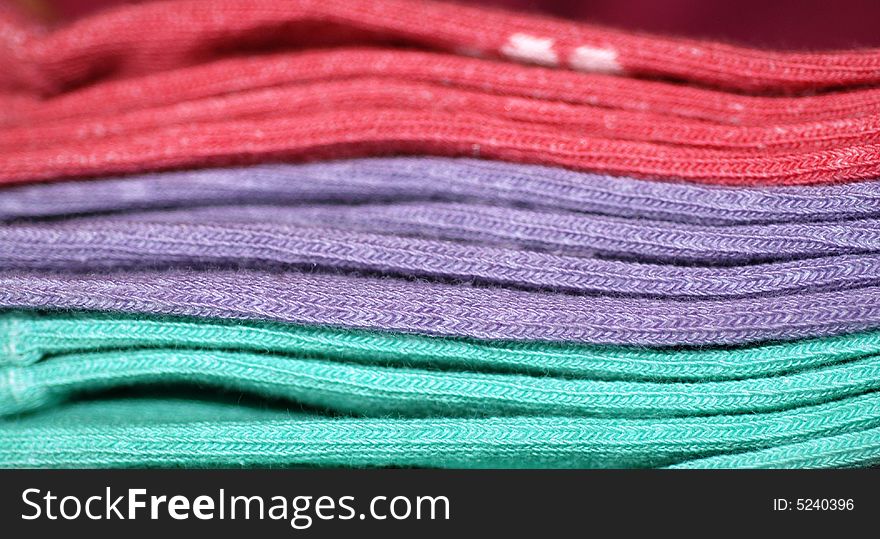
[[3, 269, 880, 346], [2, 220, 880, 298], [3, 157, 880, 346], [73, 202, 880, 264], [3, 158, 880, 225]]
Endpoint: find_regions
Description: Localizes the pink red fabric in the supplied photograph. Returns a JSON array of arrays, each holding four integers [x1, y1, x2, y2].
[[3, 0, 880, 186], [4, 0, 880, 96]]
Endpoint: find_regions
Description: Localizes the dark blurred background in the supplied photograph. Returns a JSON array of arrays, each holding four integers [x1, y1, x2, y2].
[[8, 0, 880, 50]]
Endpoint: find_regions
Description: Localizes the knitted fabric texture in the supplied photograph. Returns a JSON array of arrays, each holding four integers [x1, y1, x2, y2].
[[5, 217, 880, 297], [6, 311, 879, 381], [11, 345, 880, 419], [4, 393, 880, 468], [51, 202, 880, 264], [669, 427, 880, 469], [3, 3, 880, 184], [4, 269, 880, 346], [4, 0, 880, 470], [3, 0, 880, 95], [5, 312, 880, 422], [8, 49, 880, 128], [3, 158, 880, 225], [3, 102, 880, 185], [9, 77, 879, 154]]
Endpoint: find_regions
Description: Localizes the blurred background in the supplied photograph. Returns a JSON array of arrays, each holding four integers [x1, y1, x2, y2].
[[8, 0, 880, 50]]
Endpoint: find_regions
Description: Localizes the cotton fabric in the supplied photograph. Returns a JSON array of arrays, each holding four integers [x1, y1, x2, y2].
[[3, 0, 880, 469]]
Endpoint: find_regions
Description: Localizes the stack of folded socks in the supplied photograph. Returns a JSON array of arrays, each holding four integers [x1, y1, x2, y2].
[[2, 0, 880, 468]]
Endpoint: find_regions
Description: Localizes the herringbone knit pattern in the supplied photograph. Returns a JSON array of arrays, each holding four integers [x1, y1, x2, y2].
[[7, 269, 880, 346], [4, 2, 880, 184], [5, 312, 879, 381], [5, 159, 880, 225], [4, 0, 880, 95], [3, 0, 880, 469], [9, 218, 880, 295], [5, 394, 880, 468]]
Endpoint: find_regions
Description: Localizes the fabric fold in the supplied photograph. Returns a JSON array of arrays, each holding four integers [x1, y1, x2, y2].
[[5, 159, 880, 225], [4, 391, 880, 468], [7, 311, 879, 381], [5, 0, 880, 95], [5, 217, 880, 296], [4, 269, 880, 346], [6, 343, 880, 419]]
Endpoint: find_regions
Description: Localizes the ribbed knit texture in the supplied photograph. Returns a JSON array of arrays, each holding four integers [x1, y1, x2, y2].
[[4, 159, 880, 225], [4, 0, 880, 469], [8, 311, 880, 381], [5, 307, 880, 421], [669, 426, 880, 469], [4, 0, 880, 95], [4, 269, 880, 346], [3, 2, 880, 184], [3, 106, 880, 185], [6, 311, 880, 469], [4, 392, 880, 468], [7, 49, 880, 128], [9, 78, 880, 154], [3, 306, 880, 412], [11, 345, 880, 419], [6, 217, 880, 297], [39, 202, 880, 265]]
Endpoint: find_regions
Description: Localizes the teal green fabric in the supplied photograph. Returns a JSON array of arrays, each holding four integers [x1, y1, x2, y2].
[[5, 311, 880, 381], [4, 311, 880, 468], [3, 392, 880, 468], [670, 426, 880, 469]]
